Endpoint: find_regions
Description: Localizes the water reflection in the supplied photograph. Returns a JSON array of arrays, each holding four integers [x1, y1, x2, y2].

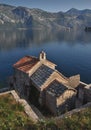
[[0, 29, 91, 51], [0, 29, 91, 85]]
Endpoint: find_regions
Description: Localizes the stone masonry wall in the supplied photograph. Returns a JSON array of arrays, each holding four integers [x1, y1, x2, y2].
[[45, 89, 76, 115], [57, 90, 76, 115], [68, 75, 80, 88], [46, 91, 57, 115], [57, 90, 76, 107], [56, 102, 91, 121], [84, 87, 91, 103], [39, 71, 68, 105], [13, 69, 31, 99]]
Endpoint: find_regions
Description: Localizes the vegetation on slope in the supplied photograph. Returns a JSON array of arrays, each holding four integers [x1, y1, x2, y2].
[[0, 93, 91, 130], [34, 107, 91, 130], [0, 4, 91, 30], [0, 94, 34, 130], [54, 107, 91, 130]]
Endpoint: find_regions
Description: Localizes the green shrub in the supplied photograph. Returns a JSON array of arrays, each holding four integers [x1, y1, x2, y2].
[[0, 93, 91, 130]]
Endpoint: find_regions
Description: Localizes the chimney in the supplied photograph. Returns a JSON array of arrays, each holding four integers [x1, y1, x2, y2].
[[39, 51, 46, 61]]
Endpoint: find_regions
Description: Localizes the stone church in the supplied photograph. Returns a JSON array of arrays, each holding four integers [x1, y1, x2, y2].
[[11, 51, 87, 115]]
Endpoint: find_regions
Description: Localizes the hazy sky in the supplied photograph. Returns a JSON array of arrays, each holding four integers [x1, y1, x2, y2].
[[0, 0, 91, 12]]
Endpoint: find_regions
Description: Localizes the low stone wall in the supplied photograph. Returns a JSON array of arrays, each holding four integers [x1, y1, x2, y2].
[[55, 102, 91, 120], [0, 90, 42, 122]]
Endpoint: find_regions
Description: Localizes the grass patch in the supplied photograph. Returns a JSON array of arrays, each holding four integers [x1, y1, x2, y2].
[[0, 93, 34, 130], [0, 93, 91, 130], [54, 107, 91, 130]]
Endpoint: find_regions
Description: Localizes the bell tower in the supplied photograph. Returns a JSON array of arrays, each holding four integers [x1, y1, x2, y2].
[[39, 51, 46, 61]]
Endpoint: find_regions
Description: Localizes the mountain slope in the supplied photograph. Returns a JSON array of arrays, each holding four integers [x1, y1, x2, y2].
[[0, 4, 91, 30], [66, 8, 91, 16]]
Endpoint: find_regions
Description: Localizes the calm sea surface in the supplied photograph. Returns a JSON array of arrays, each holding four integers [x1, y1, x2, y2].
[[0, 29, 91, 85]]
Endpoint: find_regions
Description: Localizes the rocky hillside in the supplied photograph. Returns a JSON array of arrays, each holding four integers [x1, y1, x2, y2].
[[0, 4, 91, 30]]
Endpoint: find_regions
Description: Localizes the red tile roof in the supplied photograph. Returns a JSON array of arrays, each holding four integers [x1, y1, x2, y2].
[[13, 56, 39, 73]]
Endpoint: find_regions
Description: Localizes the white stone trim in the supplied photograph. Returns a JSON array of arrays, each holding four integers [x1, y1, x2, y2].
[[0, 90, 40, 122]]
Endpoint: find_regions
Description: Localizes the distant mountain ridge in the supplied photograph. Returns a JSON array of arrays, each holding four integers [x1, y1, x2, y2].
[[66, 8, 91, 16], [0, 4, 91, 30]]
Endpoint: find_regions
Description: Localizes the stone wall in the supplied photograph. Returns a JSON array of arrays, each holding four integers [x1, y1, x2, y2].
[[84, 85, 91, 103], [45, 89, 76, 115], [57, 90, 76, 115], [46, 91, 57, 115], [55, 102, 91, 120], [38, 71, 68, 106], [68, 75, 80, 88], [39, 72, 77, 115], [0, 90, 41, 122], [77, 82, 90, 106], [57, 90, 76, 107], [77, 86, 84, 104], [13, 69, 31, 99]]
